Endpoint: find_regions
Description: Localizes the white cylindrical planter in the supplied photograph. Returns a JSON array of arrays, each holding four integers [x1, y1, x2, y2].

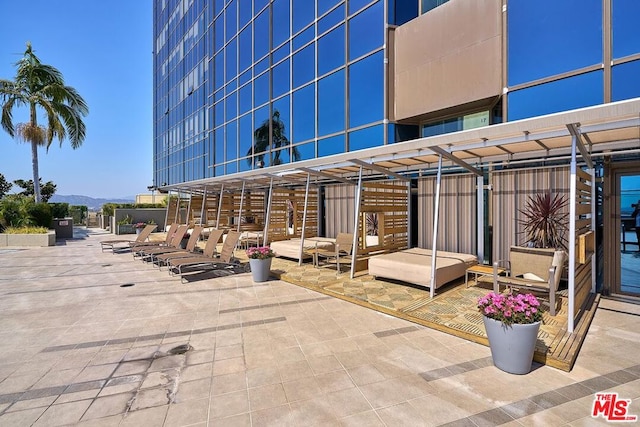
[[483, 316, 541, 374], [249, 258, 273, 282]]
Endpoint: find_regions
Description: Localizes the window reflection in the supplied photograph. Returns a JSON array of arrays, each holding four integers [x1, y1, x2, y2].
[[254, 72, 269, 107], [225, 91, 237, 122], [318, 70, 345, 136], [239, 83, 252, 115], [612, 0, 640, 59], [318, 4, 344, 36], [273, 0, 291, 48], [293, 0, 314, 34], [225, 120, 238, 161], [225, 38, 237, 83], [254, 9, 269, 61], [273, 60, 290, 98], [508, 0, 602, 86], [318, 25, 345, 76], [612, 60, 640, 101], [350, 125, 383, 151], [293, 44, 315, 88], [508, 71, 603, 121], [225, 0, 237, 42], [239, 26, 252, 72], [318, 134, 345, 156], [294, 141, 316, 161], [349, 52, 384, 128], [239, 113, 253, 158], [349, 2, 383, 60], [318, 0, 341, 17], [293, 84, 315, 143]]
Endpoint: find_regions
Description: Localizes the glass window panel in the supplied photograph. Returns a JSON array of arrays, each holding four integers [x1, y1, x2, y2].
[[389, 0, 419, 25], [239, 113, 253, 159], [254, 55, 269, 75], [293, 0, 315, 34], [349, 51, 384, 128], [272, 147, 291, 165], [612, 0, 640, 59], [225, 91, 237, 122], [294, 141, 316, 160], [225, 120, 238, 161], [214, 165, 224, 176], [293, 44, 315, 88], [214, 127, 224, 164], [215, 0, 225, 16], [273, 59, 290, 98], [349, 0, 371, 14], [226, 77, 238, 93], [273, 95, 291, 153], [318, 134, 345, 157], [292, 84, 315, 142], [239, 0, 252, 28], [225, 0, 237, 42], [273, 0, 291, 48], [318, 0, 341, 17], [214, 88, 224, 102], [273, 42, 290, 64], [254, 0, 269, 14], [214, 101, 224, 126], [318, 25, 345, 76], [349, 2, 383, 61], [254, 71, 270, 107], [225, 37, 237, 83], [318, 69, 345, 136], [349, 124, 383, 151], [214, 52, 224, 88], [508, 70, 603, 121], [318, 4, 344, 36], [612, 60, 640, 101], [421, 0, 448, 15], [239, 69, 251, 85], [254, 9, 270, 61], [388, 123, 419, 143], [293, 26, 314, 51], [226, 161, 238, 174], [214, 16, 224, 52], [239, 26, 252, 72], [508, 0, 602, 86], [239, 83, 252, 114]]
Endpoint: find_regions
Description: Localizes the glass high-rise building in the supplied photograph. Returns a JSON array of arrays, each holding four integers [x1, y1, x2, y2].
[[153, 0, 640, 188]]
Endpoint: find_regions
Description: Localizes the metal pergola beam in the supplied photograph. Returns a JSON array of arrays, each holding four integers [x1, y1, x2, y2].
[[350, 166, 364, 279], [430, 155, 443, 299], [298, 173, 312, 266], [429, 146, 483, 177], [298, 167, 355, 186], [349, 159, 410, 182]]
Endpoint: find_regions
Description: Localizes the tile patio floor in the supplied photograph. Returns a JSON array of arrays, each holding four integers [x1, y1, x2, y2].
[[0, 227, 638, 426]]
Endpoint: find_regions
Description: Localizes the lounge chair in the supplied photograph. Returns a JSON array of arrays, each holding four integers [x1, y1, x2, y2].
[[155, 228, 224, 269], [100, 224, 157, 253], [307, 232, 353, 275], [492, 246, 567, 316], [141, 226, 204, 264], [133, 224, 188, 259], [168, 230, 242, 282], [130, 223, 177, 249]]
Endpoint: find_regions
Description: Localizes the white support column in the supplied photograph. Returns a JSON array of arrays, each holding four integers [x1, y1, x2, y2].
[[477, 174, 485, 264], [216, 184, 224, 228], [590, 168, 596, 293], [298, 173, 311, 266], [568, 136, 577, 333], [263, 178, 274, 246], [350, 166, 364, 279], [237, 181, 246, 232], [407, 179, 412, 248], [430, 156, 443, 299], [163, 191, 171, 230], [186, 193, 193, 224], [200, 187, 207, 225], [174, 193, 181, 224]]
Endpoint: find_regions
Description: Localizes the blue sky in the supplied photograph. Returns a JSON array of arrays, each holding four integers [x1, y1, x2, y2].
[[0, 1, 152, 198]]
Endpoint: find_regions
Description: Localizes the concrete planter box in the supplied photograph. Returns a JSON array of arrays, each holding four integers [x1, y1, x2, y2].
[[116, 224, 135, 235], [0, 231, 56, 247]]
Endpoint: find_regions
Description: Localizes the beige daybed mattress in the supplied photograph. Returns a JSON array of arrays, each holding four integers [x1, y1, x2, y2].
[[368, 248, 477, 289], [271, 238, 334, 260]]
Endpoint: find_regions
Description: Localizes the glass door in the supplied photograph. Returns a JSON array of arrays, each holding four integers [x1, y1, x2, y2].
[[618, 174, 640, 296]]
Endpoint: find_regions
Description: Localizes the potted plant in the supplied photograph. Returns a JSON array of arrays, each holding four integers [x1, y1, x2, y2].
[[518, 192, 568, 249], [133, 222, 146, 235], [246, 246, 275, 282], [478, 292, 543, 374]]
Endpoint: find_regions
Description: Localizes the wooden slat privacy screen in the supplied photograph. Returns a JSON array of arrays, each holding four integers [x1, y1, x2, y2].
[[267, 187, 319, 242]]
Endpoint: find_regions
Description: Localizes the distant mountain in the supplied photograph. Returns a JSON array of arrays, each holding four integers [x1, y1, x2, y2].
[[49, 195, 135, 211]]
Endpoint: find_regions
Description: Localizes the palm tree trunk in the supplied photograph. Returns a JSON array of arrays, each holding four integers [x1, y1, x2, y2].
[[30, 103, 41, 203]]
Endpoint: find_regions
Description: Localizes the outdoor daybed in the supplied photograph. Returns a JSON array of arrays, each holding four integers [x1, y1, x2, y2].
[[271, 237, 335, 261], [368, 248, 477, 289]]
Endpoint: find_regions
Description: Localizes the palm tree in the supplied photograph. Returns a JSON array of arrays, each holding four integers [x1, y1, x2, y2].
[[0, 43, 88, 202], [246, 110, 300, 167]]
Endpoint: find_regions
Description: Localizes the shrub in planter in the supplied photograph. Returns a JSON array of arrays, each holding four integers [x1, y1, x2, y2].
[[28, 203, 53, 228], [49, 202, 69, 219]]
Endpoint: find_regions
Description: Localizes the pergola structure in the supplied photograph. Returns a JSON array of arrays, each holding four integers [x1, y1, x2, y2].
[[163, 98, 640, 333]]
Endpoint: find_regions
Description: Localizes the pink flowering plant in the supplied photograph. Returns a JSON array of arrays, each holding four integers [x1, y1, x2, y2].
[[133, 222, 146, 229], [246, 246, 275, 260], [477, 292, 543, 326]]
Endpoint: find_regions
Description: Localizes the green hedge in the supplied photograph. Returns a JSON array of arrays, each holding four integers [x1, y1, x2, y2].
[[102, 202, 165, 216]]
